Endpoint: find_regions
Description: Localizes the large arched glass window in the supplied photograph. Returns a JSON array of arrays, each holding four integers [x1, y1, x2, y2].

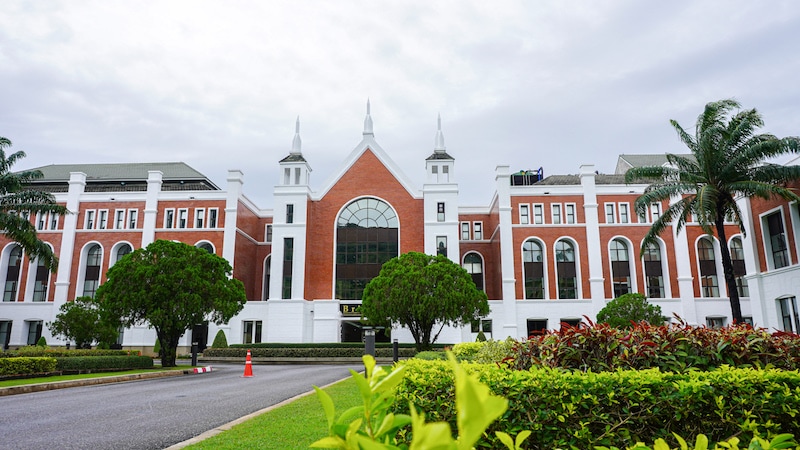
[[523, 239, 545, 299], [462, 252, 484, 292], [114, 243, 133, 263], [610, 238, 631, 298], [3, 245, 22, 302], [729, 237, 749, 297], [643, 242, 664, 298], [555, 239, 577, 299], [197, 242, 215, 254], [335, 198, 399, 300], [32, 257, 50, 302], [83, 244, 102, 298], [698, 238, 719, 297]]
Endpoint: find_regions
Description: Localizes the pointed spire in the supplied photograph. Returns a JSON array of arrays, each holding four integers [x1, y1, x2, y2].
[[291, 116, 302, 154], [363, 99, 374, 136], [434, 113, 446, 152]]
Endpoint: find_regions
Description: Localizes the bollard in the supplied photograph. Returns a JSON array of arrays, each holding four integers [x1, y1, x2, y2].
[[392, 338, 398, 363], [191, 342, 198, 366]]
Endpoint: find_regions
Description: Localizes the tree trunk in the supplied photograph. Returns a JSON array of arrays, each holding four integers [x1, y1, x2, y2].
[[716, 213, 743, 324], [157, 330, 179, 367]]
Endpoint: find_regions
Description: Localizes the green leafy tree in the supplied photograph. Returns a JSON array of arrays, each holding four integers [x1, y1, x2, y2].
[[47, 296, 119, 348], [625, 99, 800, 323], [0, 136, 69, 271], [361, 252, 489, 351], [596, 293, 664, 329], [95, 240, 247, 367]]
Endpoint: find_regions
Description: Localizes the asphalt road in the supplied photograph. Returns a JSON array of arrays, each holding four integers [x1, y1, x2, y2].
[[0, 363, 361, 450]]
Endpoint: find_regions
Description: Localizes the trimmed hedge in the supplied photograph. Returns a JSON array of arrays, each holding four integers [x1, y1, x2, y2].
[[203, 346, 417, 358], [0, 347, 140, 358], [228, 342, 430, 349], [0, 357, 58, 377], [55, 356, 154, 373], [393, 359, 800, 449]]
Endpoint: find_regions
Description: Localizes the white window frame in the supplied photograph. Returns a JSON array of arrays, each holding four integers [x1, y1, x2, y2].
[[209, 208, 218, 228], [605, 203, 616, 224], [565, 203, 576, 224], [114, 209, 126, 230], [472, 222, 483, 241], [461, 222, 471, 241], [164, 208, 175, 229], [85, 210, 96, 230], [178, 208, 188, 229], [650, 203, 662, 223], [98, 209, 108, 230], [551, 204, 562, 225], [195, 208, 205, 228], [618, 203, 630, 224], [519, 204, 530, 225], [760, 208, 791, 271], [532, 204, 544, 224], [128, 209, 138, 229]]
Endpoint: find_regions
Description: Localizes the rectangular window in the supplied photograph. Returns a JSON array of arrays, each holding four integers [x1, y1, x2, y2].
[[115, 210, 126, 229], [461, 222, 470, 240], [178, 209, 188, 229], [519, 204, 529, 225], [282, 238, 294, 299], [619, 203, 630, 224], [706, 317, 726, 328], [50, 214, 59, 230], [26, 320, 43, 346], [533, 204, 544, 224], [778, 297, 800, 333], [605, 203, 616, 224], [0, 321, 11, 350], [165, 209, 175, 229], [294, 167, 301, 185], [436, 236, 447, 257], [552, 204, 562, 225], [284, 168, 291, 185], [195, 208, 205, 228], [565, 204, 576, 224], [86, 210, 96, 229], [36, 213, 46, 231], [128, 209, 138, 229], [650, 203, 662, 223], [473, 222, 483, 240], [286, 204, 294, 224], [767, 212, 790, 269], [242, 320, 263, 344], [437, 202, 445, 222], [98, 210, 108, 229], [208, 208, 218, 228], [432, 165, 438, 174], [266, 224, 273, 243]]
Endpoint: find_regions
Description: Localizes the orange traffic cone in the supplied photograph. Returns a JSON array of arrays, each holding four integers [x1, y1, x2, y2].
[[242, 349, 254, 378]]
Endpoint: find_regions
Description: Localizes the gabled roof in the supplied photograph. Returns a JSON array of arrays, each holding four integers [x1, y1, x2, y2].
[[615, 153, 693, 175]]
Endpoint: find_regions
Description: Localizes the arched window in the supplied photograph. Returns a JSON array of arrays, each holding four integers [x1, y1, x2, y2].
[[197, 242, 214, 254], [643, 242, 664, 298], [335, 198, 399, 300], [83, 244, 102, 298], [555, 239, 577, 299], [114, 243, 133, 263], [462, 252, 484, 292], [32, 257, 50, 302], [610, 238, 631, 298], [522, 239, 545, 299], [3, 245, 22, 302], [729, 237, 748, 297], [698, 238, 719, 297], [263, 255, 271, 300]]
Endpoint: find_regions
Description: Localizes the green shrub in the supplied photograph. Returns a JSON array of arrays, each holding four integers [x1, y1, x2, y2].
[[393, 360, 800, 449], [0, 357, 58, 377], [476, 330, 487, 342], [0, 347, 139, 358], [505, 319, 800, 372], [153, 338, 161, 355], [597, 293, 664, 329], [451, 342, 483, 361], [36, 336, 47, 347], [211, 330, 228, 348], [202, 347, 417, 358], [414, 351, 447, 360], [55, 355, 154, 373]]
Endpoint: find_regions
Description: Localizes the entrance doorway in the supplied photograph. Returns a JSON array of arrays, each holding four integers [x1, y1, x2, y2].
[[340, 321, 390, 343], [191, 322, 209, 352]]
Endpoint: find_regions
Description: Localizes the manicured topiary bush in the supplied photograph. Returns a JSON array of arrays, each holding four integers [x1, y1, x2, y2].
[[211, 330, 228, 348], [597, 293, 664, 329], [393, 359, 800, 449], [55, 355, 153, 373], [36, 336, 47, 347]]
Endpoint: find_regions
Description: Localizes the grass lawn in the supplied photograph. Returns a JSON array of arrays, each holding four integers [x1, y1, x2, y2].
[[185, 377, 360, 449], [0, 367, 184, 388]]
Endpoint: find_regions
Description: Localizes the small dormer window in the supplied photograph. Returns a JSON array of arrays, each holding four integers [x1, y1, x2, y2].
[[442, 165, 449, 174], [432, 165, 438, 174]]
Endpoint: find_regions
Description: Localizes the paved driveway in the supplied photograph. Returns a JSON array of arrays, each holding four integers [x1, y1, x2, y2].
[[0, 363, 360, 450]]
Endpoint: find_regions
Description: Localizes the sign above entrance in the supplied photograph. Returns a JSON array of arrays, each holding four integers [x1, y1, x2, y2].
[[340, 303, 361, 317]]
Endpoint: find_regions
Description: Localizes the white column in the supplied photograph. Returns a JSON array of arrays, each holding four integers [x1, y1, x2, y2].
[[223, 170, 243, 268], [495, 165, 518, 339], [580, 165, 605, 315], [52, 172, 86, 317], [671, 195, 698, 325], [140, 171, 162, 247], [738, 197, 766, 327]]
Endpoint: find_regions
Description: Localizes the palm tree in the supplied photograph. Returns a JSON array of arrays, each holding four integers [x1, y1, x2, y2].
[[625, 99, 800, 323], [0, 136, 68, 271]]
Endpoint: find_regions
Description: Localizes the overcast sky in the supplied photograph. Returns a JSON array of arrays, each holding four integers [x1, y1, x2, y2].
[[2, 1, 799, 208]]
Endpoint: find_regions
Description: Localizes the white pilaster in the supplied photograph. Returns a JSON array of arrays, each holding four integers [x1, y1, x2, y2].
[[141, 171, 163, 247], [495, 165, 518, 338], [671, 195, 698, 325], [580, 165, 605, 315], [223, 170, 243, 267], [52, 172, 86, 318]]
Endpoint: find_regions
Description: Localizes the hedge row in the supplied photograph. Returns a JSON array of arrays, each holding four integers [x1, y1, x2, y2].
[[504, 321, 800, 372], [0, 357, 58, 377], [55, 356, 154, 373], [229, 342, 431, 349], [393, 359, 800, 449], [203, 346, 417, 358], [0, 347, 140, 358]]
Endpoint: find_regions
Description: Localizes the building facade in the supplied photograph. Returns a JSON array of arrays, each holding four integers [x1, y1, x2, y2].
[[2, 106, 799, 351]]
